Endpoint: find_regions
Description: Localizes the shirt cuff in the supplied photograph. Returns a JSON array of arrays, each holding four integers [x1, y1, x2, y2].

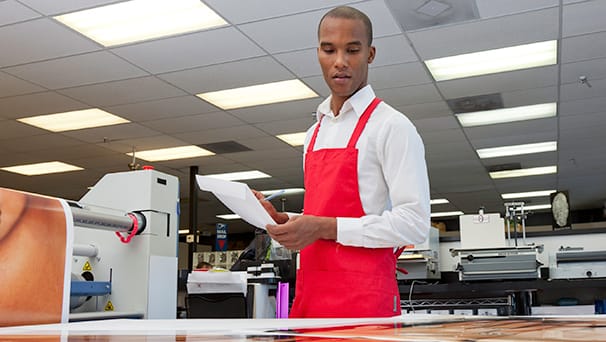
[[336, 217, 364, 246]]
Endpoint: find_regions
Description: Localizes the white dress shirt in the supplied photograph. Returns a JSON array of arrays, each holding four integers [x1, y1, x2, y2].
[[304, 85, 431, 248]]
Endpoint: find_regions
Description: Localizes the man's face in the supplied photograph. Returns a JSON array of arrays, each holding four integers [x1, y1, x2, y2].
[[317, 16, 375, 102]]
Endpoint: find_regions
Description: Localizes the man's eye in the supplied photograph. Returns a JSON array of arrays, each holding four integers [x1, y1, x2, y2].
[[348, 49, 360, 53], [322, 49, 334, 54]]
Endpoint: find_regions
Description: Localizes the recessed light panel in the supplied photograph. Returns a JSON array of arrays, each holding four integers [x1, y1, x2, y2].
[[431, 211, 464, 218], [54, 0, 227, 46], [18, 108, 129, 132], [456, 103, 557, 127], [425, 40, 557, 81], [276, 132, 307, 147], [197, 79, 318, 110], [489, 166, 557, 179], [128, 146, 214, 162], [501, 190, 556, 199], [216, 214, 241, 220], [430, 198, 449, 205], [1, 161, 83, 176], [203, 170, 271, 181], [477, 141, 557, 159]]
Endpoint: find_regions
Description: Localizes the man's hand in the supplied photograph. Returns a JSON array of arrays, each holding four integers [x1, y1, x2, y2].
[[266, 215, 337, 250], [251, 189, 289, 224]]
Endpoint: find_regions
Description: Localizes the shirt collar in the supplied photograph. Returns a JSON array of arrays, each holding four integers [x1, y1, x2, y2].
[[316, 85, 375, 121]]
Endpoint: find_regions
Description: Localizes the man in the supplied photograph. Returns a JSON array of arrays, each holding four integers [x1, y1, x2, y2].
[[257, 6, 430, 318]]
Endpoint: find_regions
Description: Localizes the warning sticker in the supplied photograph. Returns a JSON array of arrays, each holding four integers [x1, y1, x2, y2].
[[82, 261, 92, 271], [104, 300, 114, 311]]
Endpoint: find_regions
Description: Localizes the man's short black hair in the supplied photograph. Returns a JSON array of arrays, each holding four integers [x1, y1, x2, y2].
[[318, 6, 373, 46]]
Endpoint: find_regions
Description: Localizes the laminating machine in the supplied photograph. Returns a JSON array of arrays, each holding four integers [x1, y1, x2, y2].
[[68, 169, 179, 321], [450, 206, 543, 282], [549, 246, 606, 280]]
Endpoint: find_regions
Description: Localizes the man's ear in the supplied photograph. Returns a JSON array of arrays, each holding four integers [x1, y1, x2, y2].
[[368, 46, 376, 64]]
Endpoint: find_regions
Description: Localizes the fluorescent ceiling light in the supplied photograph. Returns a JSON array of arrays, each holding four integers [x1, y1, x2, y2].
[[1, 161, 83, 176], [501, 190, 556, 199], [128, 145, 214, 162], [203, 170, 271, 181], [54, 0, 227, 47], [197, 79, 318, 110], [425, 40, 557, 81], [18, 108, 129, 132], [179, 229, 190, 235], [456, 103, 557, 127], [524, 204, 552, 211], [490, 166, 557, 179], [431, 211, 464, 218], [260, 188, 305, 196], [276, 132, 307, 147], [217, 214, 241, 220], [477, 141, 557, 159], [430, 198, 449, 205]]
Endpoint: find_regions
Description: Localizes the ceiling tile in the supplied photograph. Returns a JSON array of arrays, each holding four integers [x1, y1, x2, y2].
[[254, 117, 316, 135], [158, 56, 294, 94], [560, 77, 606, 102], [0, 18, 100, 67], [0, 0, 41, 25], [0, 91, 86, 119], [560, 57, 606, 85], [106, 96, 217, 122], [407, 8, 559, 59], [562, 0, 606, 37], [370, 62, 432, 90], [273, 48, 321, 79], [176, 125, 269, 145], [205, 0, 351, 24], [561, 31, 606, 63], [58, 76, 187, 107], [0, 71, 45, 97], [475, 0, 558, 18], [141, 111, 245, 134], [437, 66, 559, 99], [397, 102, 452, 121], [61, 123, 162, 144], [17, 0, 121, 15], [376, 84, 443, 108], [227, 98, 320, 124], [112, 27, 266, 74], [5, 51, 148, 89]]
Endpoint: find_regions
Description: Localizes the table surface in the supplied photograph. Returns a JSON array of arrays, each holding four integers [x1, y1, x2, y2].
[[1, 314, 605, 341]]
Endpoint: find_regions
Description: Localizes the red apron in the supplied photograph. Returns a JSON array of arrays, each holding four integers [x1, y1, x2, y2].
[[289, 98, 401, 318]]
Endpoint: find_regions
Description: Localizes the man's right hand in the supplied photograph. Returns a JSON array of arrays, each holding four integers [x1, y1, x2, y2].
[[252, 190, 289, 224]]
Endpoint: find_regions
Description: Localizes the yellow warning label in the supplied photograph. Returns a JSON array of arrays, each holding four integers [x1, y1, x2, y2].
[[82, 261, 92, 271], [104, 300, 114, 311]]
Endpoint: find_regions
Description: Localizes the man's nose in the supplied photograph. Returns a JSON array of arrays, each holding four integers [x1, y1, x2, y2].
[[334, 50, 348, 69]]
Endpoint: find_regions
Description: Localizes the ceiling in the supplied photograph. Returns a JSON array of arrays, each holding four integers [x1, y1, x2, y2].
[[1, 0, 605, 235]]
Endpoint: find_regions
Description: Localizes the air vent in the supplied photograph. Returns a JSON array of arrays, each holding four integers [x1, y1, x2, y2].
[[487, 163, 521, 173], [198, 141, 251, 154], [386, 0, 480, 31], [447, 93, 503, 113]]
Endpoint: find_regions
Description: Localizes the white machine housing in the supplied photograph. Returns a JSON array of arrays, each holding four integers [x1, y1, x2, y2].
[[397, 227, 440, 280], [549, 247, 606, 279], [70, 169, 179, 320], [451, 213, 542, 281]]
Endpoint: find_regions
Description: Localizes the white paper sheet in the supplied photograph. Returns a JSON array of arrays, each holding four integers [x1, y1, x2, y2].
[[196, 175, 276, 230]]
